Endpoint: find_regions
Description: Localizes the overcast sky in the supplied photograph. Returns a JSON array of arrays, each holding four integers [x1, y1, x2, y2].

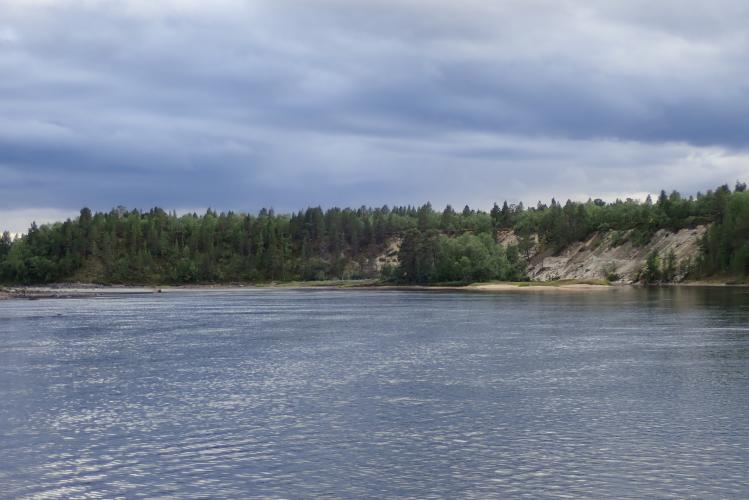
[[2, 0, 748, 232]]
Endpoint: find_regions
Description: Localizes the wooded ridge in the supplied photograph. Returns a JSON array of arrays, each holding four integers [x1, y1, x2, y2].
[[1, 182, 747, 285]]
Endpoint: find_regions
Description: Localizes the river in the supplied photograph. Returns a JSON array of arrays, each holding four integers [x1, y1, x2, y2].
[[1, 288, 748, 498]]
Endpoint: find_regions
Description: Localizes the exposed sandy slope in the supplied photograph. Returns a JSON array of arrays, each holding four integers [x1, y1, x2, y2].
[[374, 237, 402, 271], [521, 226, 708, 283], [373, 227, 705, 286], [376, 227, 707, 285], [470, 283, 612, 292], [0, 225, 715, 300]]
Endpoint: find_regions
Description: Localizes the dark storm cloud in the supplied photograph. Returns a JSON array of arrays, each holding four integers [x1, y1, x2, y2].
[[1, 0, 748, 231]]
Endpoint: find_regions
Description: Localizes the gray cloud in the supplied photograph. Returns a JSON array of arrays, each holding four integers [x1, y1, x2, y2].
[[1, 0, 748, 232]]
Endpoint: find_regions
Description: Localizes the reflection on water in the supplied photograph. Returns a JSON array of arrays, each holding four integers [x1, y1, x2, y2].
[[1, 287, 749, 498]]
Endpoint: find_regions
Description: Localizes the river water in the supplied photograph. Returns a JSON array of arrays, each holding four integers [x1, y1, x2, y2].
[[1, 288, 748, 498]]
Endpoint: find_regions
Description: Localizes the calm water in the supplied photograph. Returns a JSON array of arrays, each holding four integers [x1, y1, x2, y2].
[[1, 288, 749, 498]]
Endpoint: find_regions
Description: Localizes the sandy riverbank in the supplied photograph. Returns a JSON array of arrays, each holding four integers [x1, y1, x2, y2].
[[170, 280, 618, 293], [469, 282, 613, 292], [1, 280, 616, 299], [5, 279, 745, 300], [0, 285, 160, 300]]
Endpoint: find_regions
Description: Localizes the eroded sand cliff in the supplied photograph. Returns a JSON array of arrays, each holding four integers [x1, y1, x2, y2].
[[518, 226, 707, 283]]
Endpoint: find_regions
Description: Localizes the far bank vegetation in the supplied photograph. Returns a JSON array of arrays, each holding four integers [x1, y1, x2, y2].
[[1, 182, 748, 286]]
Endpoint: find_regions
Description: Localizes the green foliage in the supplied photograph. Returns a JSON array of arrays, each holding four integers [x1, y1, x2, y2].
[[602, 262, 620, 282], [605, 272, 620, 283], [698, 190, 749, 277], [640, 249, 680, 284], [630, 227, 657, 247], [394, 231, 525, 284], [641, 251, 661, 284], [662, 250, 677, 282], [609, 231, 626, 247], [0, 203, 512, 284], [1, 181, 748, 284], [513, 185, 733, 251]]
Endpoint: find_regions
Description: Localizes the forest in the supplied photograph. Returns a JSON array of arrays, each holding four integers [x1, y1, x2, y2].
[[1, 182, 748, 285]]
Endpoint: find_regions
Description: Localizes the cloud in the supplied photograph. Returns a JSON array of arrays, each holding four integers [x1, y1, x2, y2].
[[0, 0, 748, 231]]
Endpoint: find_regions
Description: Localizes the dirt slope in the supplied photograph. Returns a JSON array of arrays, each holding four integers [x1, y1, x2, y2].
[[524, 226, 708, 283]]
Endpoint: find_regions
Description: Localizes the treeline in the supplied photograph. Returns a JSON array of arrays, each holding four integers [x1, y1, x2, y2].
[[699, 188, 749, 277], [1, 181, 748, 284], [0, 206, 422, 284], [388, 231, 526, 284]]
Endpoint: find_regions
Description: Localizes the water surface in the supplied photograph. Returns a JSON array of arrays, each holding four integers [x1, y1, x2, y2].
[[1, 288, 748, 498]]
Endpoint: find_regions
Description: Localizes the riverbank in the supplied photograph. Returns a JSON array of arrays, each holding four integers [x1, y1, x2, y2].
[[0, 279, 614, 300], [4, 278, 748, 300], [0, 285, 160, 300]]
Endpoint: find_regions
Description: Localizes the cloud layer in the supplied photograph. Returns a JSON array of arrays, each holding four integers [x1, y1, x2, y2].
[[1, 0, 748, 231]]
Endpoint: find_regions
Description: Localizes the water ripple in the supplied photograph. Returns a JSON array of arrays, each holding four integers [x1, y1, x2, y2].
[[1, 288, 748, 498]]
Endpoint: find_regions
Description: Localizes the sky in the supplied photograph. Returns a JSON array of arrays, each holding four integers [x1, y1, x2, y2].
[[1, 0, 748, 233]]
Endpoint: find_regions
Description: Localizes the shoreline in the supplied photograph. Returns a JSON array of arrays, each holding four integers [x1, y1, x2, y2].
[[2, 279, 747, 300], [0, 285, 161, 300]]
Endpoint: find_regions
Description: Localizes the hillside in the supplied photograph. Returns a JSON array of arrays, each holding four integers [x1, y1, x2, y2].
[[517, 226, 707, 283], [1, 182, 747, 285]]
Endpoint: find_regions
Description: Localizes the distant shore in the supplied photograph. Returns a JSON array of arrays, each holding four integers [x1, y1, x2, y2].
[[0, 285, 161, 300], [3, 278, 747, 300]]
